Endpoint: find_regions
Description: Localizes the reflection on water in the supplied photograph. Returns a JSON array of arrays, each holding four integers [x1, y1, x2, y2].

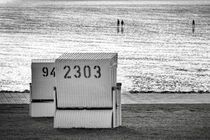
[[0, 0, 210, 92]]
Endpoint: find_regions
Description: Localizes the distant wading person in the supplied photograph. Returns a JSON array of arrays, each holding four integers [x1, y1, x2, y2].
[[192, 19, 195, 33], [117, 19, 125, 34], [121, 20, 124, 33], [117, 19, 120, 33]]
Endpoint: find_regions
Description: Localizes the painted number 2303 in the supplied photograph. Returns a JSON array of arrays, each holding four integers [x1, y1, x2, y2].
[[64, 65, 101, 79]]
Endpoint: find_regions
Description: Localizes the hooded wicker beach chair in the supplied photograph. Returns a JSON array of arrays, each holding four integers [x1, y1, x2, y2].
[[54, 53, 121, 128], [29, 59, 55, 117]]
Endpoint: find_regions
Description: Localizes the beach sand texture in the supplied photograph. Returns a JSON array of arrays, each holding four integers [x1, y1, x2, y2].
[[0, 104, 210, 139], [0, 0, 210, 92]]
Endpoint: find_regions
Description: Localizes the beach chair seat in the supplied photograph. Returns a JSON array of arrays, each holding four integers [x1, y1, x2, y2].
[[29, 59, 55, 117], [54, 53, 121, 128]]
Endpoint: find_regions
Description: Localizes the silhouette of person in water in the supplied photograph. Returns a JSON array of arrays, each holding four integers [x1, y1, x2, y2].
[[117, 19, 120, 27], [117, 19, 120, 33], [116, 19, 125, 34], [192, 19, 195, 33], [121, 20, 124, 27], [121, 20, 124, 33]]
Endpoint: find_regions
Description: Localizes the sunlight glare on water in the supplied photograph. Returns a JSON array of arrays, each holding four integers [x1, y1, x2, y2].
[[0, 0, 210, 92]]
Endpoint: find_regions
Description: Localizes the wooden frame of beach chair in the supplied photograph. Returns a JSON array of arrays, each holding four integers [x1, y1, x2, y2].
[[53, 53, 122, 128], [29, 59, 55, 117]]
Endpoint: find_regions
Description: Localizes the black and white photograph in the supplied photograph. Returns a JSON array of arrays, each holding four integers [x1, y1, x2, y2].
[[0, 0, 210, 139]]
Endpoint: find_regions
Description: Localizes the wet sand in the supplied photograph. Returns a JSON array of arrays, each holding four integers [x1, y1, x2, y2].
[[1, 92, 210, 104], [122, 92, 210, 104]]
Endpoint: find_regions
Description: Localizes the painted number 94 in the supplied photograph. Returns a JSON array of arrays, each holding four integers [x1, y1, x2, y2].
[[42, 67, 55, 77]]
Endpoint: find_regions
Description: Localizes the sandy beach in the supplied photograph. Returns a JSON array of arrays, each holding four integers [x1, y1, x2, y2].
[[0, 104, 210, 139]]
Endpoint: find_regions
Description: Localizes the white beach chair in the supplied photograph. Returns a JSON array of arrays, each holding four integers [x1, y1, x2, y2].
[[29, 59, 55, 117], [54, 53, 122, 128]]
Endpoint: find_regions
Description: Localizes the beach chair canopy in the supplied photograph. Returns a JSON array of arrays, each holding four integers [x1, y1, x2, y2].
[[55, 53, 118, 108]]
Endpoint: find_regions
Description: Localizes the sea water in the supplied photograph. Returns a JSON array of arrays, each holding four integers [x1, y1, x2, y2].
[[0, 0, 210, 92]]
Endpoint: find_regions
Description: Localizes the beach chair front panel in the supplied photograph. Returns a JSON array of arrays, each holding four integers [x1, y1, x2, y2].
[[55, 60, 113, 108]]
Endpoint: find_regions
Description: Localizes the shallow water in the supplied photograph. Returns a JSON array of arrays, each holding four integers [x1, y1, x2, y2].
[[0, 0, 210, 92]]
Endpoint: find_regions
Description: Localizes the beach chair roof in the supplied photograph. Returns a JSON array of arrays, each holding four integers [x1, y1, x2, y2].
[[56, 53, 117, 61], [32, 59, 55, 63]]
